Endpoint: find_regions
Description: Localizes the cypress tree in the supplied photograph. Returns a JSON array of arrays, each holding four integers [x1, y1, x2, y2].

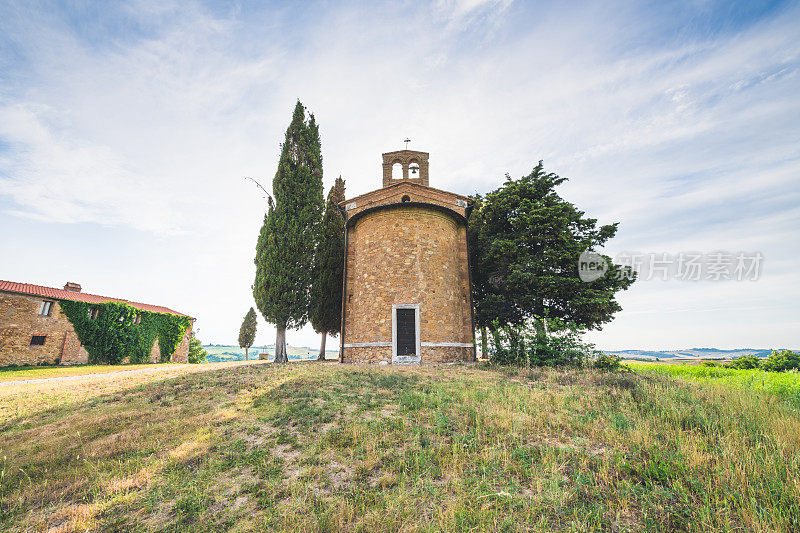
[[253, 101, 324, 363], [238, 307, 258, 361], [309, 176, 346, 360]]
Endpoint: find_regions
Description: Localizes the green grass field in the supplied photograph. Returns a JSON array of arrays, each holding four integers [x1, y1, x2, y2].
[[1, 362, 798, 531], [630, 362, 800, 409]]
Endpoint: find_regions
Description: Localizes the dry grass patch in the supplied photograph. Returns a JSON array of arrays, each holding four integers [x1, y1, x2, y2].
[[0, 363, 798, 531]]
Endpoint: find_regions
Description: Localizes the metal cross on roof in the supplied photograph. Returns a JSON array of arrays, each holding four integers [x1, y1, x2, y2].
[[404, 138, 411, 149]]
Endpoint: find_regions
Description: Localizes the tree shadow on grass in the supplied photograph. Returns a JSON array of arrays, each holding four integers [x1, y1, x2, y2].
[[0, 364, 293, 527], [0, 363, 435, 530]]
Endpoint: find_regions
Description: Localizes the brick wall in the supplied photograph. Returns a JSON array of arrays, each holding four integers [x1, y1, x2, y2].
[[341, 204, 475, 364], [0, 291, 192, 366], [0, 292, 88, 366], [150, 337, 162, 362], [345, 345, 474, 365], [61, 330, 89, 365], [170, 325, 192, 363]]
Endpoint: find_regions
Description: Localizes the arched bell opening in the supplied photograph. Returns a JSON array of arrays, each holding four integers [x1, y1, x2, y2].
[[391, 162, 403, 180]]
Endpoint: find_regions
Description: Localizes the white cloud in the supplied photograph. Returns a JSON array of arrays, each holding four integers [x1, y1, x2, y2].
[[0, 1, 798, 349]]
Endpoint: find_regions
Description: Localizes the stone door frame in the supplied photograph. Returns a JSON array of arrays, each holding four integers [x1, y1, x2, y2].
[[392, 303, 421, 364]]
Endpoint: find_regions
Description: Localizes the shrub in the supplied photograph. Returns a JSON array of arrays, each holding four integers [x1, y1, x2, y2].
[[702, 361, 717, 367], [528, 333, 591, 367], [593, 352, 623, 371], [489, 320, 601, 369], [760, 349, 800, 372], [728, 354, 761, 370], [187, 331, 208, 364]]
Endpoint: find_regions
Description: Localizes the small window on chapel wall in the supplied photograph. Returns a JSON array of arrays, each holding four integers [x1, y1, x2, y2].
[[39, 301, 53, 316], [401, 195, 411, 202], [89, 307, 100, 320], [30, 335, 46, 346]]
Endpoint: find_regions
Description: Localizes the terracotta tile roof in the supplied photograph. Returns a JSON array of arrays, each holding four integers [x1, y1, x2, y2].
[[0, 280, 192, 317]]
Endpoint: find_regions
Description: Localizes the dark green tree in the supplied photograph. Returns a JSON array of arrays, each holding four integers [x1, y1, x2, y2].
[[728, 354, 761, 370], [238, 307, 258, 361], [469, 162, 635, 354], [254, 101, 324, 363], [760, 349, 800, 372], [309, 176, 346, 361]]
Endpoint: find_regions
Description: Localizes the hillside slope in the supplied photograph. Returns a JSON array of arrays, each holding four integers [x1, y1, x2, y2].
[[1, 363, 798, 531]]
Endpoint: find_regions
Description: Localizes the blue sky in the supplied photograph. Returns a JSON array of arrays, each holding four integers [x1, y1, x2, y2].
[[1, 0, 798, 350]]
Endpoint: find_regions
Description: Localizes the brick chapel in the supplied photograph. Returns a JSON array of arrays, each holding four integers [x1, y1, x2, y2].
[[339, 149, 476, 364]]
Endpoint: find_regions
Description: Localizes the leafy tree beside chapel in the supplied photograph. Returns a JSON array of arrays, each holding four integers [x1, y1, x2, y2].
[[468, 161, 636, 359]]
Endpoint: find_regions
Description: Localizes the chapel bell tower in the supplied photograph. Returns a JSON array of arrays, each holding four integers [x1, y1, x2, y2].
[[381, 150, 430, 187]]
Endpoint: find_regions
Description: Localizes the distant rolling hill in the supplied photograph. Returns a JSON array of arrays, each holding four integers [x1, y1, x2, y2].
[[206, 345, 790, 363], [203, 345, 339, 363], [604, 348, 777, 361]]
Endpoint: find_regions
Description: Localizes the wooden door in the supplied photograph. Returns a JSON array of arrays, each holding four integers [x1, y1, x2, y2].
[[396, 308, 416, 356]]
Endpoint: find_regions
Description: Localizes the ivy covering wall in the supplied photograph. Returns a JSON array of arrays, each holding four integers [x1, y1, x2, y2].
[[58, 300, 192, 364]]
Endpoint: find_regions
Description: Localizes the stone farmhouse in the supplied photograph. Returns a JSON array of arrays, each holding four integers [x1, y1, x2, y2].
[[0, 280, 193, 366], [339, 149, 476, 364]]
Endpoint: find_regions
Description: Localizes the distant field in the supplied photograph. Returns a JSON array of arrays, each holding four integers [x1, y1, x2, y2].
[[204, 345, 339, 363], [605, 348, 775, 362], [630, 362, 800, 408], [1, 363, 798, 531]]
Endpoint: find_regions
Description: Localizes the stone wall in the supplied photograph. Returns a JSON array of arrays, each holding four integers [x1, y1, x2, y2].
[[0, 290, 192, 366], [345, 345, 392, 364], [61, 330, 90, 365], [150, 337, 162, 362], [345, 345, 474, 365], [170, 325, 193, 363], [341, 204, 475, 364], [0, 292, 88, 366]]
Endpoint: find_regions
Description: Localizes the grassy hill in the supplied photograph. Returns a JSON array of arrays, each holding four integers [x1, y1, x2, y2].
[[1, 363, 798, 531]]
